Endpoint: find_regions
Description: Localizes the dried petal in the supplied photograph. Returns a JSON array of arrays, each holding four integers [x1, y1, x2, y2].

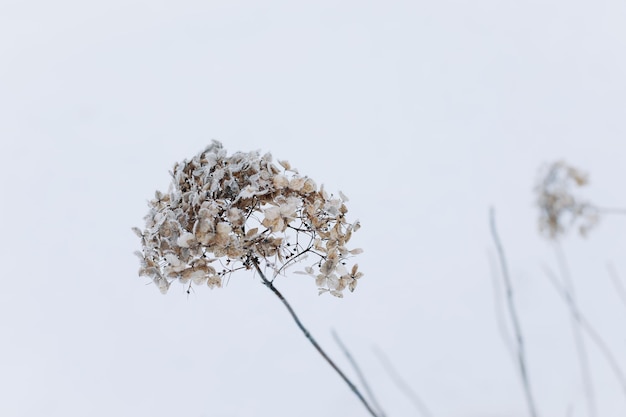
[[278, 160, 291, 170]]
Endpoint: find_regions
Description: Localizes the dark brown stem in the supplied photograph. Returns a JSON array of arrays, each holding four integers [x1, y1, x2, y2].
[[251, 258, 379, 417]]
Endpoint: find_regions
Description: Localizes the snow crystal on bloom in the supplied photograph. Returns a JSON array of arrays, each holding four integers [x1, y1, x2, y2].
[[239, 185, 259, 199], [177, 232, 195, 248]]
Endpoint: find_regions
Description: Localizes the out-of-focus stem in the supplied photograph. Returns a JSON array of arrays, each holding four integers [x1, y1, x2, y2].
[[553, 244, 596, 417], [332, 330, 387, 417], [373, 346, 432, 417], [489, 208, 539, 417]]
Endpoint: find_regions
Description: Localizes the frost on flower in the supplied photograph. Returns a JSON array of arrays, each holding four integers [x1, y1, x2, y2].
[[535, 160, 599, 239], [135, 140, 362, 297]]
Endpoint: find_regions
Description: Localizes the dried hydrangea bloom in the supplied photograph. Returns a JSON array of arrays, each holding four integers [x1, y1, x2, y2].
[[134, 140, 362, 297], [535, 160, 599, 239]]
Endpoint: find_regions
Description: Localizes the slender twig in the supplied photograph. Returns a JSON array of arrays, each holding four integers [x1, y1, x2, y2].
[[372, 346, 432, 417], [542, 265, 626, 401], [597, 207, 626, 216], [607, 262, 626, 310], [553, 244, 596, 417], [489, 208, 539, 417], [331, 330, 386, 417], [274, 244, 318, 277], [487, 249, 516, 359], [251, 258, 379, 417]]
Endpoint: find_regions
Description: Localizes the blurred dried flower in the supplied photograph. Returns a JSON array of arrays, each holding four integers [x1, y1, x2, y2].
[[535, 160, 599, 239], [135, 140, 362, 296]]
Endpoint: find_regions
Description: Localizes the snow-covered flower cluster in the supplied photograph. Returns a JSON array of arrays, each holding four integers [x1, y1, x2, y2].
[[535, 160, 598, 239], [134, 140, 362, 297]]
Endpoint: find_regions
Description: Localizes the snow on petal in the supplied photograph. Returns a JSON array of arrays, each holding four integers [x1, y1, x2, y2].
[[177, 232, 196, 248]]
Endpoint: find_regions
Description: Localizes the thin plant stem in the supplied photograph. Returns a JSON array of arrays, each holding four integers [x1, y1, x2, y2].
[[553, 244, 596, 417], [251, 258, 379, 417], [372, 346, 432, 417], [542, 265, 626, 402], [331, 330, 387, 417], [489, 208, 539, 417], [607, 262, 626, 310], [597, 207, 626, 216], [488, 249, 516, 359]]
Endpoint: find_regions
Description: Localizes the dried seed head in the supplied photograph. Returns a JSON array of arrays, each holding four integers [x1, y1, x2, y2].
[[535, 160, 598, 239], [135, 141, 362, 297]]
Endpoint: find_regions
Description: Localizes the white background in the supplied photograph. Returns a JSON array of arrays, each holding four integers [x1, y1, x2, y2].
[[1, 1, 626, 416]]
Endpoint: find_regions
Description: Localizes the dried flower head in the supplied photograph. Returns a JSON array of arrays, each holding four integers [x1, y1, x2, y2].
[[535, 160, 598, 239], [134, 140, 362, 297]]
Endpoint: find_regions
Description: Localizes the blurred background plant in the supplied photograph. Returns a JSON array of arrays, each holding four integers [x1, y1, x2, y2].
[[489, 160, 626, 417]]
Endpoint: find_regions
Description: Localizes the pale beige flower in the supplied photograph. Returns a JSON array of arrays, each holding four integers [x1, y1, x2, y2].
[[535, 160, 599, 239], [134, 140, 362, 296]]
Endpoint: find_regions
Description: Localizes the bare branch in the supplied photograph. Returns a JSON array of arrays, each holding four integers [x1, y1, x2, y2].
[[489, 208, 539, 417], [542, 265, 626, 402], [552, 244, 596, 417], [372, 346, 432, 417], [596, 207, 626, 216], [331, 330, 387, 417], [607, 262, 626, 310], [487, 249, 516, 359]]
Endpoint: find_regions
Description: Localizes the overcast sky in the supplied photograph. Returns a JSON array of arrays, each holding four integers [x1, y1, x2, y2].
[[1, 1, 626, 416]]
